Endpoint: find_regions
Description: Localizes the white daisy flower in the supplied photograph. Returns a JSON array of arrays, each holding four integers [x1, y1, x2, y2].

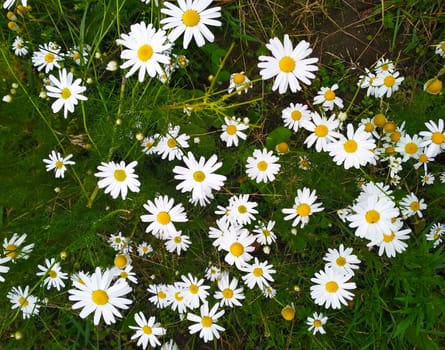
[[358, 68, 378, 97], [399, 192, 427, 218], [177, 273, 210, 310], [435, 40, 445, 58], [137, 241, 153, 256], [129, 312, 166, 349], [240, 257, 276, 290], [302, 112, 341, 152], [3, 233, 34, 262], [220, 116, 248, 147], [113, 253, 132, 270], [187, 302, 225, 343], [31, 42, 62, 73], [258, 34, 318, 94], [208, 218, 240, 250], [141, 134, 160, 155], [281, 102, 312, 132], [205, 265, 221, 282], [220, 227, 256, 269], [214, 272, 245, 308], [0, 257, 10, 282], [245, 148, 281, 183], [313, 84, 344, 111], [227, 72, 252, 94], [113, 265, 138, 285], [116, 21, 172, 82], [173, 152, 227, 206], [156, 124, 190, 161], [310, 267, 356, 309], [367, 219, 411, 258], [141, 195, 188, 238], [298, 155, 311, 170], [147, 284, 170, 309], [261, 285, 277, 298], [395, 133, 423, 161], [306, 312, 328, 335], [282, 187, 324, 228], [12, 35, 28, 56], [167, 283, 188, 314], [421, 172, 435, 186], [36, 258, 68, 291], [374, 70, 404, 98], [108, 232, 131, 253], [323, 244, 361, 277], [160, 0, 222, 49], [95, 160, 141, 200], [413, 152, 434, 172], [164, 231, 191, 255], [68, 267, 132, 325], [426, 223, 445, 248], [67, 45, 90, 65], [7, 285, 40, 319], [226, 194, 258, 226], [326, 124, 377, 169], [374, 58, 395, 75], [440, 172, 445, 184], [43, 150, 75, 178], [253, 220, 277, 246], [419, 119, 445, 158]]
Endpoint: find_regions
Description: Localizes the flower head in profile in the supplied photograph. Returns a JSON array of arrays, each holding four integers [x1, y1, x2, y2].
[[68, 267, 133, 325], [426, 223, 444, 248], [46, 68, 88, 118], [160, 0, 222, 49], [282, 187, 324, 228], [258, 34, 318, 94], [116, 21, 172, 82], [95, 160, 140, 200], [129, 312, 166, 349], [43, 150, 75, 178], [3, 233, 34, 262], [187, 302, 225, 343]]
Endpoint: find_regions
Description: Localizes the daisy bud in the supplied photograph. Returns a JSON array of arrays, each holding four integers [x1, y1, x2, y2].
[[281, 304, 296, 321], [208, 75, 214, 82], [86, 77, 94, 84], [8, 21, 19, 31], [11, 83, 18, 89], [7, 11, 17, 21], [135, 132, 144, 141], [95, 51, 102, 59], [13, 331, 23, 340], [338, 111, 348, 122], [263, 245, 271, 255], [424, 77, 442, 95], [193, 137, 200, 144], [60, 251, 68, 260], [293, 285, 301, 292], [116, 118, 122, 125], [39, 90, 47, 99], [106, 60, 118, 71], [275, 142, 289, 154], [54, 187, 61, 193], [2, 95, 12, 103], [10, 88, 16, 95], [291, 228, 297, 235]]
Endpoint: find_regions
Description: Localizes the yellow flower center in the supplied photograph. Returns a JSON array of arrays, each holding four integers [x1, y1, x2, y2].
[[418, 154, 428, 163], [174, 291, 184, 301], [257, 160, 268, 171], [61, 87, 71, 100], [55, 160, 64, 169], [114, 255, 128, 268], [390, 131, 401, 142], [383, 121, 396, 133], [434, 233, 439, 240], [325, 281, 339, 293], [364, 122, 374, 132], [343, 139, 358, 153], [232, 73, 245, 84], [383, 231, 395, 242], [314, 124, 328, 137], [167, 138, 177, 148], [193, 170, 205, 182], [276, 142, 289, 153], [157, 211, 171, 225], [336, 256, 347, 266], [145, 141, 153, 149], [365, 209, 380, 224], [425, 78, 442, 95], [44, 52, 55, 63], [201, 316, 213, 327], [143, 325, 152, 335], [91, 289, 109, 305], [189, 284, 199, 294], [253, 267, 263, 277], [182, 9, 200, 27], [281, 306, 295, 321], [4, 244, 17, 259], [49, 270, 58, 278], [230, 242, 244, 257], [157, 290, 167, 299], [296, 203, 311, 217], [384, 75, 395, 87], [291, 110, 302, 121], [263, 229, 270, 237], [381, 63, 389, 71], [226, 124, 237, 135], [137, 44, 153, 62], [223, 288, 233, 298], [404, 142, 418, 154], [431, 131, 445, 145], [279, 56, 296, 73], [174, 236, 182, 244], [114, 169, 127, 182], [373, 114, 386, 127], [409, 201, 420, 211], [19, 296, 29, 307], [324, 89, 336, 101], [313, 319, 322, 328], [238, 205, 247, 214], [385, 146, 395, 155], [73, 52, 81, 60]]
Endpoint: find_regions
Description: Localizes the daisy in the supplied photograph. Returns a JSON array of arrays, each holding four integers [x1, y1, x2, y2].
[[31, 42, 62, 73], [140, 195, 188, 238], [253, 220, 277, 246], [281, 102, 311, 132], [419, 119, 445, 157], [167, 283, 189, 314], [413, 152, 434, 172], [423, 77, 442, 95], [187, 302, 225, 343], [68, 267, 133, 325], [116, 21, 172, 82], [160, 0, 222, 49], [240, 258, 276, 290], [367, 219, 411, 258], [226, 194, 258, 226], [282, 187, 324, 228], [108, 232, 131, 253], [156, 124, 190, 161], [326, 124, 377, 169], [12, 35, 28, 56], [130, 312, 166, 349], [36, 258, 68, 291], [220, 116, 249, 147], [395, 133, 423, 161], [375, 58, 395, 75], [358, 68, 378, 97], [227, 72, 252, 94], [302, 112, 341, 152], [426, 223, 445, 248], [421, 172, 435, 186], [220, 227, 256, 269], [208, 218, 240, 250], [298, 155, 311, 170], [323, 244, 361, 277], [137, 241, 153, 256], [141, 134, 160, 155], [114, 253, 132, 270], [0, 257, 10, 282], [310, 267, 356, 309], [45, 68, 88, 118], [67, 45, 90, 65], [147, 284, 170, 309], [306, 312, 328, 335], [313, 84, 344, 111], [3, 233, 34, 262], [113, 265, 138, 284], [43, 150, 75, 178], [173, 152, 227, 206], [95, 160, 141, 200], [178, 273, 210, 310], [245, 148, 281, 183], [374, 70, 404, 98], [7, 285, 40, 319], [434, 40, 445, 58], [214, 272, 245, 308], [164, 231, 191, 255], [205, 265, 221, 282], [258, 34, 318, 94], [399, 192, 427, 218], [261, 285, 277, 298]]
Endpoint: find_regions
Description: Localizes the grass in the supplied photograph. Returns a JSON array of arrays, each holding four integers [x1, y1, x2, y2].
[[1, 0, 445, 349]]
